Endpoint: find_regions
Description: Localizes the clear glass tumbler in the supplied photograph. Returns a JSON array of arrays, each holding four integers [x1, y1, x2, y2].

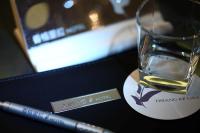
[[136, 0, 200, 94]]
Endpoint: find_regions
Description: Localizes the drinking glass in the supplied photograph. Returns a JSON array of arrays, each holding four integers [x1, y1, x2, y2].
[[136, 0, 200, 94]]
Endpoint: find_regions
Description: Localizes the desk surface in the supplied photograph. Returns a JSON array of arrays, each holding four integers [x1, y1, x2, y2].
[[0, 29, 34, 79], [0, 49, 199, 133]]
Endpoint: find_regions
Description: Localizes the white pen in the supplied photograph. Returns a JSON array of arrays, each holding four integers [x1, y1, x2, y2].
[[0, 101, 114, 133]]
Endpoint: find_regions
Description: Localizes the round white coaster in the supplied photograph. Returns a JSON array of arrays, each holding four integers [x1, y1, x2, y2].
[[123, 70, 200, 120]]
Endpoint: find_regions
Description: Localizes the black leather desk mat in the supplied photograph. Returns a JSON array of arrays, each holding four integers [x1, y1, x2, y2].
[[0, 49, 199, 133]]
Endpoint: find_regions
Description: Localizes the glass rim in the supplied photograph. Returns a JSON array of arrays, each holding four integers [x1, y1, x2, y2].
[[136, 0, 200, 41]]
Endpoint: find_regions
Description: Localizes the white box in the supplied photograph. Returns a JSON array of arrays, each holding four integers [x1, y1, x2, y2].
[[11, 0, 142, 72]]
